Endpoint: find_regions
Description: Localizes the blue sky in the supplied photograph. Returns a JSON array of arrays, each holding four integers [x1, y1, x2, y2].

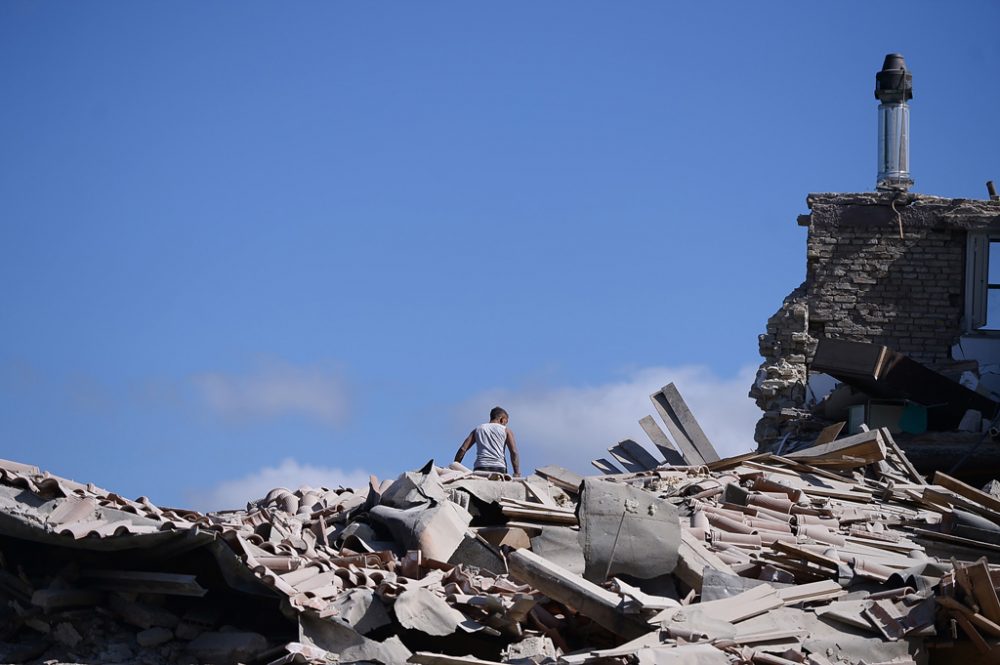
[[2, 2, 998, 508]]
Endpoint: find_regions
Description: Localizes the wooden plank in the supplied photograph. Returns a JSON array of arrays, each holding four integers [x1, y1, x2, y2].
[[953, 556, 976, 598], [499, 522, 544, 535], [880, 428, 925, 485], [953, 612, 992, 654], [660, 383, 720, 463], [672, 582, 782, 624], [921, 486, 962, 509], [499, 498, 574, 514], [650, 390, 704, 466], [785, 429, 883, 459], [760, 455, 861, 483], [79, 570, 207, 597], [535, 466, 584, 494], [591, 457, 624, 475], [912, 528, 1000, 553], [707, 452, 766, 471], [506, 548, 653, 640], [639, 415, 686, 465], [811, 338, 889, 381], [967, 559, 1000, 624], [771, 541, 840, 571], [785, 429, 886, 465], [939, 596, 1000, 638], [803, 455, 870, 468], [814, 421, 846, 446], [522, 476, 557, 507], [800, 487, 873, 502], [776, 579, 846, 604], [410, 653, 505, 665], [922, 486, 1000, 526], [729, 628, 808, 645], [759, 555, 832, 583], [500, 506, 577, 525], [934, 471, 1000, 514], [618, 438, 662, 470], [608, 444, 647, 473]]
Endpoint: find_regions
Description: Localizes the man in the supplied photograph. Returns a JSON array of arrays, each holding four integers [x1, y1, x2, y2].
[[454, 406, 520, 476]]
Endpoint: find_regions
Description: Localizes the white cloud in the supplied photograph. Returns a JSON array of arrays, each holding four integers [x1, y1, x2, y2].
[[192, 361, 349, 426], [187, 458, 373, 511], [456, 365, 760, 475]]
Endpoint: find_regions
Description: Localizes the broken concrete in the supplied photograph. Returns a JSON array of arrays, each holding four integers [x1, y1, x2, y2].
[[577, 477, 679, 583]]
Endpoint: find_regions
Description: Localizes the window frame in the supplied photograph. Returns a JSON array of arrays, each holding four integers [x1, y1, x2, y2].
[[965, 233, 1000, 333]]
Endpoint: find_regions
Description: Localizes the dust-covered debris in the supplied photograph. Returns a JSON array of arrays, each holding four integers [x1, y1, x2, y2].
[[4, 408, 1000, 665]]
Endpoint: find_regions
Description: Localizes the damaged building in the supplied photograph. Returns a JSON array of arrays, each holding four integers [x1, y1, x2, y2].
[[751, 54, 1000, 483], [7, 405, 1000, 664], [8, 53, 1000, 665]]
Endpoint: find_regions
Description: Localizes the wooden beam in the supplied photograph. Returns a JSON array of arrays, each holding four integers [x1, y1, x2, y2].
[[608, 444, 647, 473], [499, 506, 577, 525], [506, 548, 653, 640], [953, 612, 992, 655], [785, 429, 886, 466], [771, 541, 840, 572], [79, 570, 207, 597], [934, 471, 1000, 514], [814, 422, 846, 446], [776, 579, 846, 605], [880, 428, 925, 485], [939, 595, 1000, 638], [617, 438, 662, 470], [638, 415, 686, 465], [534, 466, 584, 494], [966, 559, 1000, 624], [911, 528, 1000, 553], [410, 653, 505, 665], [591, 458, 623, 475], [650, 391, 704, 466], [659, 383, 720, 463], [671, 582, 782, 624]]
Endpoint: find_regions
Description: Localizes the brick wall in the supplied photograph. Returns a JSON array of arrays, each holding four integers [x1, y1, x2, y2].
[[752, 192, 1000, 449]]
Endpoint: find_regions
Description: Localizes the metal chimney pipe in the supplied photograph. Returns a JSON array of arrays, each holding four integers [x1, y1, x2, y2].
[[875, 53, 913, 191]]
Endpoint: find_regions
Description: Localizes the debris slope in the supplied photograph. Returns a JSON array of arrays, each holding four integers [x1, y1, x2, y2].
[[1, 434, 999, 664]]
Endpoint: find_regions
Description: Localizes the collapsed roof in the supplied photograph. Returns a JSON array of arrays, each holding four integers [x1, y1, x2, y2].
[[2, 422, 1000, 665]]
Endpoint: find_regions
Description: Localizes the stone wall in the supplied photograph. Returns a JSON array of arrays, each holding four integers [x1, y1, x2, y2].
[[752, 192, 1000, 449]]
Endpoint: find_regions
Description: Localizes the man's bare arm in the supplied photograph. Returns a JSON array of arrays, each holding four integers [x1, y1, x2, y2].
[[506, 429, 521, 476], [455, 431, 476, 464]]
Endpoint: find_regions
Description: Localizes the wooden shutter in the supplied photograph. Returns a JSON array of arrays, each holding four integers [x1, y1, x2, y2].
[[966, 233, 988, 330]]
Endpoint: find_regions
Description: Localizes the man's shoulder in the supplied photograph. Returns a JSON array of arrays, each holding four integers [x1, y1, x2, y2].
[[477, 422, 506, 432]]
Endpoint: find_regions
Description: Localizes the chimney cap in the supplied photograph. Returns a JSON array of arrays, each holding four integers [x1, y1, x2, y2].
[[875, 53, 912, 102]]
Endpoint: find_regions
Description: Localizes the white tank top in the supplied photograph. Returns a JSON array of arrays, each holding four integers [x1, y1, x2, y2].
[[473, 423, 508, 469]]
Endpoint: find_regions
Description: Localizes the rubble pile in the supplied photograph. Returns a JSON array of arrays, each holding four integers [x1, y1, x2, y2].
[[4, 428, 1000, 664]]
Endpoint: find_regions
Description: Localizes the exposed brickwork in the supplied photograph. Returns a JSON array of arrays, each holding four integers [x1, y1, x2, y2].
[[752, 192, 1000, 449]]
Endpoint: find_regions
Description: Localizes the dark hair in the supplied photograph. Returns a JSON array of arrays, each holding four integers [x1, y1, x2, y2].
[[489, 406, 508, 421]]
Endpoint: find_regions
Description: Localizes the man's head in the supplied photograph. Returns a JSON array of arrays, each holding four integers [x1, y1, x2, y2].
[[489, 406, 509, 425]]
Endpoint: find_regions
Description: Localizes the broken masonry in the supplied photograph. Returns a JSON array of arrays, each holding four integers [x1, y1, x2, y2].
[[4, 418, 1000, 665]]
